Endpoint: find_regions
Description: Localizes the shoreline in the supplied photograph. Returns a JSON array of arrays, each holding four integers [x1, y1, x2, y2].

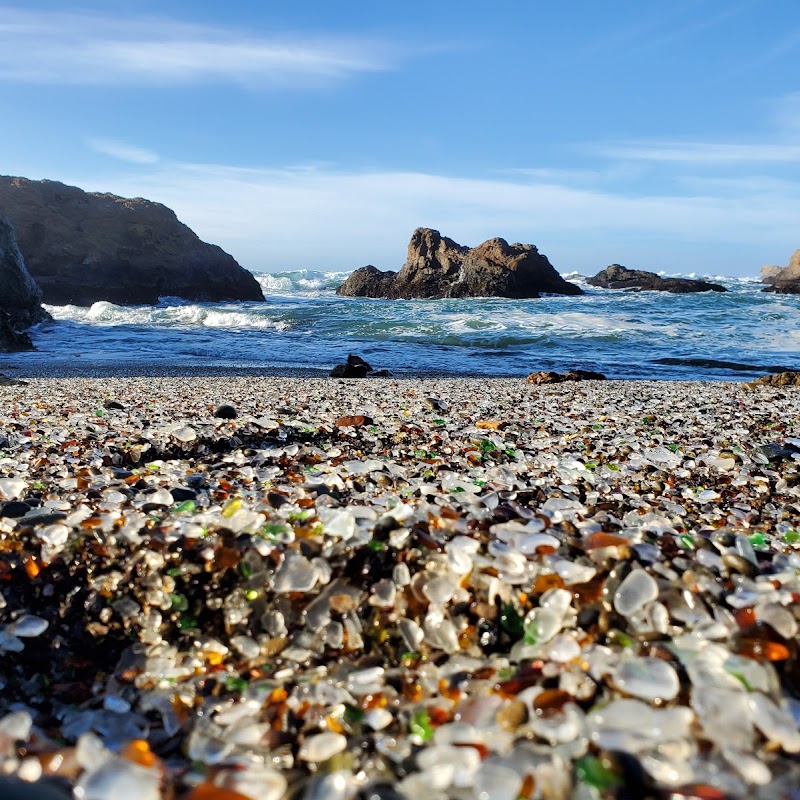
[[0, 377, 798, 798], [0, 363, 770, 381]]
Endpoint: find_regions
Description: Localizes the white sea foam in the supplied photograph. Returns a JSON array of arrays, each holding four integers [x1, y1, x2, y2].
[[255, 269, 350, 294], [45, 302, 290, 331]]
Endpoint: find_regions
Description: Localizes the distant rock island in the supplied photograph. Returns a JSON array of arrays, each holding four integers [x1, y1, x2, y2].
[[336, 228, 583, 299], [588, 264, 727, 293], [761, 249, 800, 294], [0, 176, 264, 306], [0, 214, 48, 351]]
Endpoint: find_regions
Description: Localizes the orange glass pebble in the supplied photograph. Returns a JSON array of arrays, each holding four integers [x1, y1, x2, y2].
[[186, 783, 252, 800], [584, 532, 630, 550], [23, 556, 40, 579], [530, 573, 566, 594], [734, 608, 756, 628], [732, 622, 792, 662], [120, 739, 157, 768], [532, 689, 572, 716], [269, 687, 288, 703], [670, 784, 730, 800]]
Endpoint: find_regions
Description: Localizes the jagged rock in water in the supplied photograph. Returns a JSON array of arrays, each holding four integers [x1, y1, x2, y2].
[[0, 175, 265, 306], [762, 249, 800, 294], [0, 213, 48, 352], [336, 228, 582, 299], [587, 264, 726, 293]]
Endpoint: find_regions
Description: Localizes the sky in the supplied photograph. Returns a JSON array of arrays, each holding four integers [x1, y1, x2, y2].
[[1, 0, 799, 277]]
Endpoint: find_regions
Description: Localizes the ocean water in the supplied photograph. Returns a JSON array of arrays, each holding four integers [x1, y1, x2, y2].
[[3, 270, 800, 380]]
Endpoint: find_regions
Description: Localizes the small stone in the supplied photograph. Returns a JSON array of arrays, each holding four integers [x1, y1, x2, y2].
[[335, 415, 374, 428], [613, 657, 680, 702], [613, 569, 659, 616], [214, 404, 237, 419], [298, 731, 347, 762]]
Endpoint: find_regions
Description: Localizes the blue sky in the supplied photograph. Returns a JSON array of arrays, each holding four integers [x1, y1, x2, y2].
[[1, 0, 799, 276]]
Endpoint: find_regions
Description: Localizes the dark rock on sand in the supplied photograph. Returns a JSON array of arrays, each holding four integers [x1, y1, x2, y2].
[[762, 249, 800, 294], [214, 404, 238, 419], [588, 264, 727, 293], [0, 175, 265, 306], [336, 228, 582, 299], [330, 354, 380, 378], [527, 370, 607, 384], [746, 371, 800, 388], [103, 399, 125, 411], [0, 213, 48, 352]]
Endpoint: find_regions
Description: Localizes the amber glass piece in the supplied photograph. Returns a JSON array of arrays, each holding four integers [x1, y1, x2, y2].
[[187, 784, 252, 800], [732, 622, 792, 663], [572, 573, 605, 604], [519, 774, 537, 799], [734, 608, 756, 628], [584, 532, 630, 550], [494, 665, 542, 698], [532, 689, 572, 716], [530, 573, 566, 594], [670, 784, 730, 800], [23, 556, 40, 579], [120, 739, 157, 768]]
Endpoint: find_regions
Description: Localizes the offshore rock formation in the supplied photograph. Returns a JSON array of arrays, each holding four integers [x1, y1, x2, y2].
[[762, 249, 800, 294], [336, 228, 583, 299], [588, 264, 726, 293], [0, 176, 264, 306], [0, 214, 48, 352]]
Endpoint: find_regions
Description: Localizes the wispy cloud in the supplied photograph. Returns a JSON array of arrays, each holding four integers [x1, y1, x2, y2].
[[0, 7, 391, 87], [56, 160, 798, 275], [87, 138, 159, 165], [596, 141, 800, 164]]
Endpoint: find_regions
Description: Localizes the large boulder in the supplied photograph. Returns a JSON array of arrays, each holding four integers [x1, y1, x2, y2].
[[587, 264, 726, 293], [763, 249, 800, 294], [0, 176, 265, 306], [336, 228, 582, 299], [0, 214, 48, 352]]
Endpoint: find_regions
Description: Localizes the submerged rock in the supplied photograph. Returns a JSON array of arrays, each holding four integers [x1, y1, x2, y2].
[[588, 264, 727, 293], [0, 175, 265, 306], [336, 228, 583, 299]]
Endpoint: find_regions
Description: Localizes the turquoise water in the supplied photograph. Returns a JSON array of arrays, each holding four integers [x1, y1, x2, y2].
[[4, 270, 800, 379]]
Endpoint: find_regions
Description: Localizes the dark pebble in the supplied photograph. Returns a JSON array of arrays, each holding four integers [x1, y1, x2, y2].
[[103, 399, 125, 410], [18, 510, 67, 526], [170, 487, 198, 503], [0, 778, 71, 799], [0, 501, 31, 518], [756, 442, 800, 462], [214, 404, 238, 419], [186, 473, 207, 489]]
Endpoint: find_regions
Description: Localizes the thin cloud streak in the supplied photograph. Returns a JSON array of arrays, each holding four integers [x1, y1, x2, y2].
[[87, 139, 159, 165], [0, 7, 391, 87], [75, 162, 800, 273], [597, 141, 800, 163]]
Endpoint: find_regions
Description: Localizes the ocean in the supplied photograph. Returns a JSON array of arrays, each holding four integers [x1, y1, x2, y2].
[[4, 271, 800, 380]]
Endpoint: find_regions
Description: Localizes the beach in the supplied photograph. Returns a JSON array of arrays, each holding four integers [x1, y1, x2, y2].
[[0, 375, 799, 799]]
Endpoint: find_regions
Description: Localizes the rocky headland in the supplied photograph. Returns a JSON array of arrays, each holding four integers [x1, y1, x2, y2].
[[336, 228, 583, 299], [588, 264, 727, 293], [0, 176, 264, 306], [0, 214, 48, 352], [761, 249, 800, 294]]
